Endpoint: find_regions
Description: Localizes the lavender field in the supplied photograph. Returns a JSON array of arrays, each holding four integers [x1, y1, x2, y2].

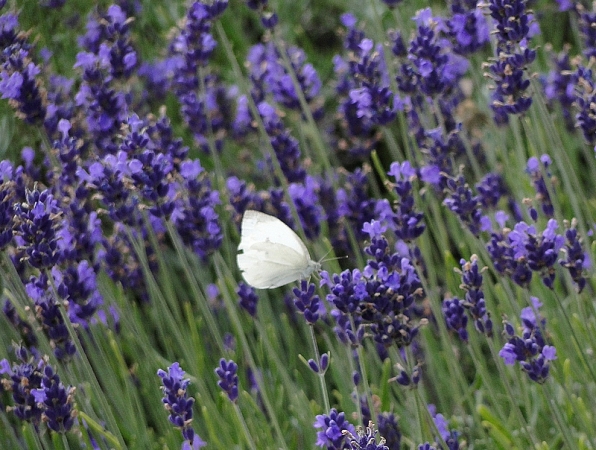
[[0, 0, 595, 448]]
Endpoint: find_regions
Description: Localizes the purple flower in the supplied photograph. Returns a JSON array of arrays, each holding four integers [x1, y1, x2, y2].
[[428, 405, 460, 450], [394, 363, 421, 387], [293, 280, 322, 325], [314, 408, 356, 449], [0, 11, 46, 125], [443, 174, 485, 237], [215, 358, 239, 403], [526, 155, 554, 217], [345, 421, 390, 450], [499, 298, 556, 383], [559, 219, 588, 293], [172, 158, 222, 260], [447, 0, 489, 55], [1, 348, 46, 426], [325, 225, 424, 350], [54, 260, 104, 327], [543, 48, 575, 132], [32, 364, 76, 432], [237, 282, 259, 317], [457, 256, 493, 336], [378, 412, 401, 450], [257, 101, 306, 183], [26, 274, 76, 360], [385, 161, 425, 241], [485, 0, 536, 123], [443, 297, 469, 342], [13, 188, 62, 270], [158, 362, 206, 448], [577, 5, 596, 60]]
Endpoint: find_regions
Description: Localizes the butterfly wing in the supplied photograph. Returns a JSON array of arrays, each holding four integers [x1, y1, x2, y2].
[[237, 210, 315, 289]]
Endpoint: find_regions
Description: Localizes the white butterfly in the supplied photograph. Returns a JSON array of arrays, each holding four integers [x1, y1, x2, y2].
[[237, 210, 321, 289]]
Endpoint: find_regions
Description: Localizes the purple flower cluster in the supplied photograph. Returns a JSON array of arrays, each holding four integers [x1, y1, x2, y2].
[[293, 280, 322, 325], [422, 405, 461, 450], [157, 362, 206, 448], [332, 15, 385, 160], [499, 297, 557, 383], [559, 219, 588, 293], [443, 174, 486, 237], [487, 217, 564, 289], [13, 188, 61, 270], [344, 421, 389, 450], [1, 347, 76, 432], [442, 297, 469, 342], [0, 11, 46, 125], [485, 0, 537, 124], [457, 256, 493, 336], [314, 408, 356, 449], [447, 0, 489, 55], [322, 220, 425, 350], [215, 358, 239, 403], [526, 155, 554, 218], [237, 281, 259, 316], [384, 161, 425, 242], [246, 42, 322, 112], [26, 274, 76, 360]]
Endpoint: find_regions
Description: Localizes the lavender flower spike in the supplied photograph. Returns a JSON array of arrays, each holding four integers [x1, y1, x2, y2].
[[158, 362, 206, 448], [215, 358, 239, 403]]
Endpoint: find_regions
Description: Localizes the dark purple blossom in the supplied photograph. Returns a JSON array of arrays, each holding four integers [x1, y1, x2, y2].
[[171, 159, 222, 260], [237, 281, 259, 317], [428, 405, 460, 450], [215, 358, 239, 403], [289, 175, 322, 240], [377, 412, 401, 450], [485, 0, 537, 123], [393, 363, 421, 387], [457, 256, 493, 336], [54, 260, 103, 327], [293, 280, 322, 325], [475, 173, 506, 210], [345, 421, 389, 450], [1, 347, 46, 427], [157, 362, 206, 448], [247, 42, 321, 111], [258, 101, 306, 183], [31, 364, 76, 432], [443, 174, 485, 237], [526, 155, 554, 218], [443, 297, 468, 342], [559, 219, 588, 293], [0, 177, 14, 249], [13, 188, 62, 270], [314, 408, 356, 449], [0, 10, 46, 125], [323, 221, 424, 350], [336, 168, 378, 242], [398, 8, 469, 98], [26, 274, 76, 360], [447, 0, 489, 55], [577, 4, 596, 60], [572, 65, 596, 145], [385, 161, 425, 242], [80, 5, 137, 79], [543, 47, 575, 132], [499, 297, 557, 383], [308, 353, 329, 374]]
